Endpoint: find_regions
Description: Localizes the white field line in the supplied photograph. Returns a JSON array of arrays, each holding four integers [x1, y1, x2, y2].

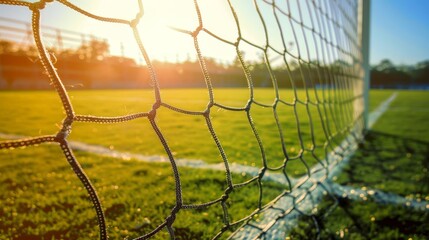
[[329, 183, 429, 211], [367, 92, 397, 128], [0, 133, 291, 185]]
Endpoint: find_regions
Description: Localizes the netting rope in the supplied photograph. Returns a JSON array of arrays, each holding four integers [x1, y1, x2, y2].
[[0, 0, 365, 239]]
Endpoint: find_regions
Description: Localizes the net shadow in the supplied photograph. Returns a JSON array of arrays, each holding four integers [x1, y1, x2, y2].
[[289, 130, 429, 239], [338, 130, 429, 196]]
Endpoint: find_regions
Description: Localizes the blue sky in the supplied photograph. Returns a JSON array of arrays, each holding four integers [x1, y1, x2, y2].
[[370, 0, 429, 65], [0, 1, 428, 66]]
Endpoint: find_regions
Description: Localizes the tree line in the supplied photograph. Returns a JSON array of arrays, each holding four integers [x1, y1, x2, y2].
[[0, 39, 427, 89], [371, 59, 429, 89]]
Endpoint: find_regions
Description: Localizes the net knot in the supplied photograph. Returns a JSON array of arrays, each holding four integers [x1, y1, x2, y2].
[[130, 18, 140, 28], [258, 168, 266, 177], [148, 109, 156, 119], [56, 117, 73, 140], [191, 26, 202, 37], [221, 187, 233, 201], [56, 125, 71, 140], [274, 98, 280, 107], [221, 224, 230, 232], [245, 99, 252, 111], [203, 102, 213, 117], [149, 102, 161, 119], [29, 0, 52, 11], [234, 37, 241, 47]]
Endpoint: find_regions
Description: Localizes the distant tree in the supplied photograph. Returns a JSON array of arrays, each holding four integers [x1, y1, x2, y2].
[[251, 52, 266, 71], [0, 40, 13, 54], [374, 59, 396, 73], [415, 60, 429, 69], [371, 59, 412, 87], [204, 57, 224, 72], [25, 46, 39, 58], [414, 60, 429, 84], [231, 51, 245, 69], [89, 40, 109, 61], [57, 49, 77, 60], [77, 39, 109, 62]]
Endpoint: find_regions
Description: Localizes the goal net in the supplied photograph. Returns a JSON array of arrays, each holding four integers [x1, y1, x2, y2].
[[0, 0, 368, 239]]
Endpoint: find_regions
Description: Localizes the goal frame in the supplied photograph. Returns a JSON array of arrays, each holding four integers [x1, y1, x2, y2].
[[359, 0, 371, 130]]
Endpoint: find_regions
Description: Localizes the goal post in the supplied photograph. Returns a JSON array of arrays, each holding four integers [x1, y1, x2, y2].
[[233, 1, 371, 238], [358, 0, 371, 130]]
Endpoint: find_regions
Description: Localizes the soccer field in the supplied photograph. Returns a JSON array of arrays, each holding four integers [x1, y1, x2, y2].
[[0, 88, 353, 175], [0, 89, 427, 239]]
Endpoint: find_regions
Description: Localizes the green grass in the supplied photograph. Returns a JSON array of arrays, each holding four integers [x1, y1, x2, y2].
[[290, 197, 429, 240], [290, 90, 429, 239], [0, 144, 285, 239], [0, 89, 355, 175], [371, 90, 429, 142], [339, 90, 429, 195], [1, 88, 415, 239], [367, 89, 395, 111], [0, 88, 357, 239]]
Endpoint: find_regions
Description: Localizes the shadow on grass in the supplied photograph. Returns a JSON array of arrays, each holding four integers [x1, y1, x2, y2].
[[338, 130, 429, 196], [289, 130, 429, 240]]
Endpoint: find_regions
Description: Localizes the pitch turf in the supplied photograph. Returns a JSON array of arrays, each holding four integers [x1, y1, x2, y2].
[[1, 89, 425, 239], [0, 88, 355, 175], [290, 90, 429, 239]]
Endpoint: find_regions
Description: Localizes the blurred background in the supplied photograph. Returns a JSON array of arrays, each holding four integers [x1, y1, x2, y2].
[[0, 0, 428, 90]]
